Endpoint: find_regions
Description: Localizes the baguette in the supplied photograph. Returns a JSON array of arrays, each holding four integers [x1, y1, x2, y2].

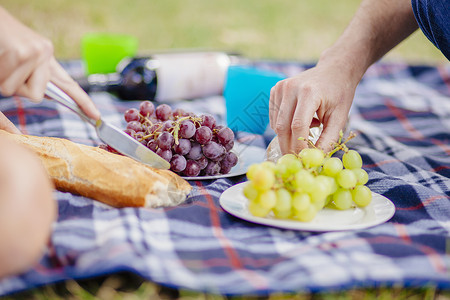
[[0, 131, 192, 208]]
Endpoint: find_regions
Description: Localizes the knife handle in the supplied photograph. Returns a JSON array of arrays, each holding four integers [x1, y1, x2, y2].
[[45, 82, 96, 126]]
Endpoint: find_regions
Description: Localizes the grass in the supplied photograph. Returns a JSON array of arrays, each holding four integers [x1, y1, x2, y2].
[[1, 1, 449, 299], [5, 272, 450, 300], [2, 0, 448, 63]]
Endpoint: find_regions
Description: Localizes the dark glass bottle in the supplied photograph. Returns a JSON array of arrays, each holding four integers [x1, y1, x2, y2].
[[81, 52, 238, 102], [84, 57, 157, 100]]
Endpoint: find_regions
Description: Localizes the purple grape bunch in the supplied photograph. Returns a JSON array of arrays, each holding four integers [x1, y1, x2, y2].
[[119, 101, 238, 177]]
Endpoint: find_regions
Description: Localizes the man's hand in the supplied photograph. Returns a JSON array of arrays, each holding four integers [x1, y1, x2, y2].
[[269, 0, 418, 155], [0, 6, 100, 121], [269, 63, 357, 154]]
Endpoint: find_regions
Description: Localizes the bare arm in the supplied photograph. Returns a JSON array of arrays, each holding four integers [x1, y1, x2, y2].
[[321, 0, 419, 80], [270, 0, 419, 154], [0, 133, 56, 278]]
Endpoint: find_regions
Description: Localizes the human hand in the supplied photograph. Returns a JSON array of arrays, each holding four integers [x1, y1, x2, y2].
[[269, 63, 358, 154], [269, 0, 419, 155], [0, 7, 100, 121], [0, 112, 21, 134]]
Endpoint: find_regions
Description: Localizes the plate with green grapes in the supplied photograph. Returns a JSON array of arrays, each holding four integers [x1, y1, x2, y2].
[[219, 182, 395, 232]]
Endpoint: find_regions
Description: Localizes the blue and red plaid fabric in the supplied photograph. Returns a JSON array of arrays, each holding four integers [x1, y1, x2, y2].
[[0, 60, 449, 296]]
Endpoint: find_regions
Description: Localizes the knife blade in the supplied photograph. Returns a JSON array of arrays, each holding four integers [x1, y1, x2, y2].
[[45, 82, 170, 170]]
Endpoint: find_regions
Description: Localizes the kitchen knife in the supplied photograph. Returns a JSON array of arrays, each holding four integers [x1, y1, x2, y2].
[[45, 82, 170, 170]]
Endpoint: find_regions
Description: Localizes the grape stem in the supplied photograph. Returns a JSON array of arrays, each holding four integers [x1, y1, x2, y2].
[[139, 122, 164, 142], [140, 115, 203, 145], [172, 116, 202, 145], [296, 130, 357, 158], [327, 131, 356, 157], [141, 114, 154, 127], [297, 137, 316, 149]]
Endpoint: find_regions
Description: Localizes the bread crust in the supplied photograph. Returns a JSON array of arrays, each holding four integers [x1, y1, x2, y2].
[[0, 131, 192, 208]]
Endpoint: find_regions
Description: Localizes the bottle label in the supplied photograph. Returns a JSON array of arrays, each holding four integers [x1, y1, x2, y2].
[[153, 52, 231, 102]]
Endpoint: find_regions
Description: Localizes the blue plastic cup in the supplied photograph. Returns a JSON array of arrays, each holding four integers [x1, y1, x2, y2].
[[224, 65, 286, 134]]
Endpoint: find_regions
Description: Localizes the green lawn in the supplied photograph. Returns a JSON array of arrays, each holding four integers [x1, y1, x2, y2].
[[5, 272, 449, 300], [1, 1, 449, 299], [2, 0, 448, 63]]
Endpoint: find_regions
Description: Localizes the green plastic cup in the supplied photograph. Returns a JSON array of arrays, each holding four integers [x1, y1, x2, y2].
[[81, 33, 138, 75]]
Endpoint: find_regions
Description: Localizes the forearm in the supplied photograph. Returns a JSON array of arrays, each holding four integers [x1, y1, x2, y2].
[[270, 0, 420, 154], [0, 134, 56, 278], [318, 0, 419, 82]]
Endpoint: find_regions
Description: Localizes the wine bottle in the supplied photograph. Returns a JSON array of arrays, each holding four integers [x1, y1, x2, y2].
[[82, 51, 239, 102]]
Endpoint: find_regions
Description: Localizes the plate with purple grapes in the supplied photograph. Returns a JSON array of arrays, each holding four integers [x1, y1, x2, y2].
[[108, 101, 267, 180]]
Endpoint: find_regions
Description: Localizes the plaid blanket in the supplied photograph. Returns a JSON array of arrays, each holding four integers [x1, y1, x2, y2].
[[0, 60, 449, 296]]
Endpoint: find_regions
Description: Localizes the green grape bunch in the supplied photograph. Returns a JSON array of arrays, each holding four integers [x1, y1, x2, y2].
[[244, 131, 372, 222]]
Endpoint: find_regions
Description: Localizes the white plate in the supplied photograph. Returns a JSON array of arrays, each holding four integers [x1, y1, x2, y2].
[[219, 182, 396, 232], [182, 142, 266, 180]]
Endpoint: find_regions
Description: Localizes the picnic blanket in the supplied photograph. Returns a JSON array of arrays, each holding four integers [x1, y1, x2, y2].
[[0, 60, 449, 296]]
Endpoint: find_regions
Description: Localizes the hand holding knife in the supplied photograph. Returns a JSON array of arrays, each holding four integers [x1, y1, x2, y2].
[[44, 82, 170, 170]]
